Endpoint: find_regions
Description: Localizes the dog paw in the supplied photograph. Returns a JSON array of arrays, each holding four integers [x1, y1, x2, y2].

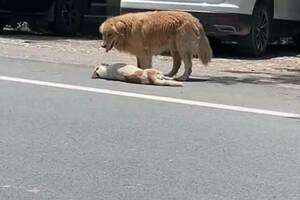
[[174, 75, 189, 81], [164, 72, 176, 78]]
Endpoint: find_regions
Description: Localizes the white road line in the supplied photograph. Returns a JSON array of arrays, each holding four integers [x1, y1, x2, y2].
[[0, 75, 299, 119]]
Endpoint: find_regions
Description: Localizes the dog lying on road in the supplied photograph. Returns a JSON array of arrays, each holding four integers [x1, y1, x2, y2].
[[100, 11, 212, 81], [91, 63, 183, 87]]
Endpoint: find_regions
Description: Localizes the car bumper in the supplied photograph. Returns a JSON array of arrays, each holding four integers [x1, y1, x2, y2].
[[121, 8, 252, 37]]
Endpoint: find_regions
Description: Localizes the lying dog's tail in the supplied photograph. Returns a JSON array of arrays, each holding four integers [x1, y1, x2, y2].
[[198, 32, 213, 66], [146, 70, 183, 87]]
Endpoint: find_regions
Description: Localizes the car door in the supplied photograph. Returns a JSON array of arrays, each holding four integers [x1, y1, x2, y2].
[[274, 0, 300, 21]]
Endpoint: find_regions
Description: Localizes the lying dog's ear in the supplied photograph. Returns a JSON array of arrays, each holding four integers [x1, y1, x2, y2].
[[113, 21, 127, 37]]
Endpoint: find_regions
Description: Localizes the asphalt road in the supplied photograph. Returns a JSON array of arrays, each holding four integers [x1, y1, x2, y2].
[[0, 56, 300, 200]]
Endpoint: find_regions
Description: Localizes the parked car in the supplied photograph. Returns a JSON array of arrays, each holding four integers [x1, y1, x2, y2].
[[0, 0, 91, 35], [120, 0, 300, 56]]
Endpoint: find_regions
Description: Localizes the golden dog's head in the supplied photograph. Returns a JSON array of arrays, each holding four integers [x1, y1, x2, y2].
[[99, 18, 127, 52]]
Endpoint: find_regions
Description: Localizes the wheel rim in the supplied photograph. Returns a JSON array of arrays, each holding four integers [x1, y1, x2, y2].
[[254, 10, 269, 52], [60, 0, 77, 27]]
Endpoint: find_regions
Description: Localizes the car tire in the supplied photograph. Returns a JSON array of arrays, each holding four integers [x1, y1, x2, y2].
[[0, 19, 7, 33], [238, 2, 272, 56], [293, 35, 300, 47], [50, 0, 85, 36]]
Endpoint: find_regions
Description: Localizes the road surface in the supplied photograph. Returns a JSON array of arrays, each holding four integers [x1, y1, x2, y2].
[[0, 56, 300, 200]]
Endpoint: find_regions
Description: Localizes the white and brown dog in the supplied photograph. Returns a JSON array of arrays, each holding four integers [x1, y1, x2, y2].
[[91, 63, 183, 87]]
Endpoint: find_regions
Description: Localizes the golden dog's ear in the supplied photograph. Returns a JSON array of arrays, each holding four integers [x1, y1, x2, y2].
[[113, 21, 127, 37], [99, 23, 104, 34]]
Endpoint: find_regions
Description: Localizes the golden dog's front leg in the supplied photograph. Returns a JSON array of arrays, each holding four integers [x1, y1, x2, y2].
[[175, 53, 192, 81], [136, 54, 152, 69], [136, 56, 141, 69]]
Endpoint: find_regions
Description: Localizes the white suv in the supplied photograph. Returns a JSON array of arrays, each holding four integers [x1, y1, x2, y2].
[[120, 0, 300, 56]]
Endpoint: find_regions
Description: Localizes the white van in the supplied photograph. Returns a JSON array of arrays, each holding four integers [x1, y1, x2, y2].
[[120, 0, 300, 56]]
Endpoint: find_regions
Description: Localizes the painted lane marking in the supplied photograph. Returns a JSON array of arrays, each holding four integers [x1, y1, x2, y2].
[[0, 75, 299, 119]]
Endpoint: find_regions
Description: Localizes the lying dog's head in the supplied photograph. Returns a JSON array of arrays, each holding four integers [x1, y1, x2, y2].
[[91, 65, 107, 79], [99, 18, 127, 52]]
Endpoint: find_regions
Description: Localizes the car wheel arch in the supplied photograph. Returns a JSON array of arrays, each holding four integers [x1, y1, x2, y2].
[[253, 0, 274, 17]]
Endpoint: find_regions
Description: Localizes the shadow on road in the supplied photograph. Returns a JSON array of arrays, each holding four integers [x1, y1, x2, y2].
[[191, 71, 300, 86]]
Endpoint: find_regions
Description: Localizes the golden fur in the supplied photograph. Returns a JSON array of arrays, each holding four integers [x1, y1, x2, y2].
[[100, 11, 213, 81], [91, 63, 183, 87]]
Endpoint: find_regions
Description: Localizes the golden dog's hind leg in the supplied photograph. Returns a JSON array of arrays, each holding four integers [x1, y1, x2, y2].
[[175, 52, 192, 81], [165, 50, 182, 77], [174, 22, 195, 81], [136, 57, 141, 68]]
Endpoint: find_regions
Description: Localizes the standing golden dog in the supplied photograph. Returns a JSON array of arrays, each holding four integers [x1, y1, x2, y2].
[[100, 11, 212, 81]]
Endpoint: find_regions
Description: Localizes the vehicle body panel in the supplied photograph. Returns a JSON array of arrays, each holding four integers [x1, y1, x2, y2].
[[121, 0, 256, 15], [121, 0, 300, 38], [122, 0, 300, 22], [274, 0, 300, 21]]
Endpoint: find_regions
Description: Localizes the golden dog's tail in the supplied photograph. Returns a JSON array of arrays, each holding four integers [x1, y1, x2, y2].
[[198, 32, 213, 66], [192, 20, 213, 65]]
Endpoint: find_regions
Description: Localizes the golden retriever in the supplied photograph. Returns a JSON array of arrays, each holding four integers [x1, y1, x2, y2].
[[91, 63, 183, 87], [99, 11, 213, 81]]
